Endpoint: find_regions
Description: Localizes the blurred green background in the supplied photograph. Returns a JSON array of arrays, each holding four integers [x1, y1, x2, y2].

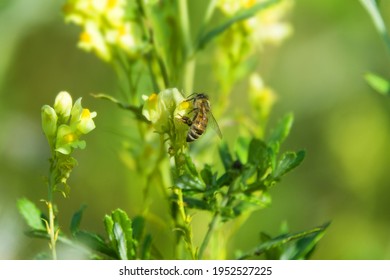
[[2, 0, 390, 259]]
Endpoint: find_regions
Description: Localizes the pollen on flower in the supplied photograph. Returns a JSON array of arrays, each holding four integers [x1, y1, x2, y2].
[[178, 100, 190, 110], [149, 93, 158, 102], [81, 108, 91, 119], [64, 133, 77, 143]]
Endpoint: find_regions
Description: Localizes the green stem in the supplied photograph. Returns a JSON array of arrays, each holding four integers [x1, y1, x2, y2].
[[47, 201, 57, 260], [178, 0, 194, 94], [47, 159, 57, 260], [198, 211, 219, 259]]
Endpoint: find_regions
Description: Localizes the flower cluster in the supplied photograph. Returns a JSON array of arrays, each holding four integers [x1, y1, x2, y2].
[[217, 0, 293, 46], [142, 88, 190, 149], [41, 91, 97, 155], [63, 0, 143, 61]]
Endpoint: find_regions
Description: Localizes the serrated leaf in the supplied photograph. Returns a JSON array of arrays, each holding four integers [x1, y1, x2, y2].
[[237, 222, 330, 260], [113, 223, 128, 260], [70, 204, 87, 235], [365, 72, 390, 95], [197, 0, 280, 49], [111, 209, 134, 260], [273, 150, 305, 179], [104, 214, 114, 243], [17, 198, 45, 230]]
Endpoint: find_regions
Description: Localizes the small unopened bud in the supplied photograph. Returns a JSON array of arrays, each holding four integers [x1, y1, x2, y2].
[[54, 91, 73, 122], [41, 105, 58, 138]]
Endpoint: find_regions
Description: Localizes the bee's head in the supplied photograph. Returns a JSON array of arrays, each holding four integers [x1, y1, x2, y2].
[[194, 93, 208, 100]]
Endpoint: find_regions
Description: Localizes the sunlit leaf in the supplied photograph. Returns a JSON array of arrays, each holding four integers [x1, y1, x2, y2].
[[237, 222, 330, 260], [17, 198, 45, 231], [365, 72, 390, 95], [111, 209, 134, 260], [273, 150, 305, 179], [360, 0, 390, 53]]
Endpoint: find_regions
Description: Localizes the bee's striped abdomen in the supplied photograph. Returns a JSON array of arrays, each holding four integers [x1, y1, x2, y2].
[[186, 109, 208, 142]]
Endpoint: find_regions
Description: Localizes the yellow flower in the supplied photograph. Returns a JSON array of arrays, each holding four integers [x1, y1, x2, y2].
[[106, 22, 141, 57], [70, 98, 97, 135], [78, 21, 111, 61], [217, 0, 294, 46], [142, 88, 186, 134]]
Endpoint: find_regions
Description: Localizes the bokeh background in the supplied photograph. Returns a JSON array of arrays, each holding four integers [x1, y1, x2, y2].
[[2, 0, 390, 259]]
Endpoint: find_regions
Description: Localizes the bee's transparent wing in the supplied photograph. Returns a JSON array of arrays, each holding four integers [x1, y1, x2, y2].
[[207, 111, 222, 139]]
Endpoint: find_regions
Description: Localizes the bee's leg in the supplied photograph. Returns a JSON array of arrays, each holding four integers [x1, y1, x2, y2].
[[180, 115, 193, 126]]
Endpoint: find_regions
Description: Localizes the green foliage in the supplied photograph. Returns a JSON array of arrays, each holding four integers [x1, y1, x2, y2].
[[17, 198, 45, 231], [197, 0, 280, 50], [238, 222, 330, 260], [176, 114, 305, 222], [365, 72, 390, 96], [16, 0, 329, 260]]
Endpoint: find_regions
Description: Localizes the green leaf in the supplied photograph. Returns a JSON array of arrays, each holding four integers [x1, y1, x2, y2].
[[273, 150, 305, 179], [73, 230, 116, 258], [365, 72, 390, 95], [360, 0, 390, 53], [141, 234, 153, 260], [260, 232, 281, 260], [70, 205, 87, 235], [109, 209, 134, 260], [219, 141, 234, 170], [91, 93, 150, 123], [183, 197, 211, 210], [103, 214, 114, 244], [17, 198, 45, 231], [280, 224, 329, 260], [197, 0, 280, 49], [247, 138, 268, 167], [175, 173, 205, 191], [113, 223, 128, 260], [200, 164, 216, 188], [132, 215, 145, 242], [267, 113, 294, 150], [237, 222, 330, 260]]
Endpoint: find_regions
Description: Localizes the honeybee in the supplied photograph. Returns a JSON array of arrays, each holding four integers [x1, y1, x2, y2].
[[180, 93, 222, 142]]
